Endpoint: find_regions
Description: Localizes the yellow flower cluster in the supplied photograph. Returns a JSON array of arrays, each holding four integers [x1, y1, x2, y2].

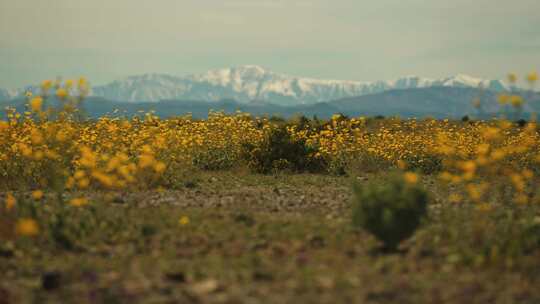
[[3, 76, 538, 243], [437, 120, 540, 205], [1, 78, 539, 211]]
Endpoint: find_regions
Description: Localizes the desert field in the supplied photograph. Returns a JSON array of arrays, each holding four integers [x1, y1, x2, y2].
[[1, 84, 540, 303]]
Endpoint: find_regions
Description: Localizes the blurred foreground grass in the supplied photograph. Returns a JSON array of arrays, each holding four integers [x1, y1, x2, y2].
[[1, 172, 540, 304]]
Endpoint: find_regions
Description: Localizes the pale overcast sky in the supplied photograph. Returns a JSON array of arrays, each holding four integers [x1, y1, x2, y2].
[[0, 0, 539, 88]]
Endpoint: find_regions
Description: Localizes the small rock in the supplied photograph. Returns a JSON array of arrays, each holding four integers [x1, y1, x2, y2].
[[184, 181, 197, 189], [190, 279, 219, 295], [316, 276, 335, 289], [251, 240, 268, 251], [0, 247, 14, 258], [0, 287, 11, 303], [271, 244, 288, 257], [309, 235, 325, 248], [42, 272, 61, 291], [141, 225, 157, 237], [165, 272, 186, 283], [252, 271, 273, 281], [345, 249, 356, 258], [273, 187, 283, 195], [233, 213, 256, 227], [296, 252, 309, 267], [112, 196, 126, 204]]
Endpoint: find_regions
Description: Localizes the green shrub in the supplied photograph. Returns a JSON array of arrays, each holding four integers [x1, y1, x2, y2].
[[241, 126, 327, 174], [348, 152, 393, 174], [192, 148, 235, 171], [402, 154, 443, 174], [352, 173, 428, 251]]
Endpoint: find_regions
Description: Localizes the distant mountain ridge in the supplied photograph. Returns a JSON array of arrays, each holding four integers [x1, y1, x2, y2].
[[1, 66, 511, 105], [3, 87, 538, 120]]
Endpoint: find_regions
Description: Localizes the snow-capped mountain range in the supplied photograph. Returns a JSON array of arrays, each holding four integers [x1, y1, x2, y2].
[[1, 65, 511, 105]]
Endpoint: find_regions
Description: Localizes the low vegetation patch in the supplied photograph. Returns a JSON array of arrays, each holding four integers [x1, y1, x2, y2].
[[352, 172, 428, 252]]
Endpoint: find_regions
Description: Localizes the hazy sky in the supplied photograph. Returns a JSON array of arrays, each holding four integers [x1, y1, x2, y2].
[[1, 0, 539, 88]]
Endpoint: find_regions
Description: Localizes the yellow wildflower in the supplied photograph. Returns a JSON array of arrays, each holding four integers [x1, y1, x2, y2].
[[32, 190, 44, 200], [56, 88, 68, 100], [41, 80, 53, 92], [15, 218, 39, 237], [438, 171, 453, 182], [0, 121, 8, 131], [403, 172, 419, 184], [522, 169, 534, 179], [514, 194, 529, 205], [19, 144, 32, 157], [138, 154, 155, 168], [56, 131, 68, 142], [510, 174, 525, 192], [154, 161, 166, 173], [91, 170, 115, 188], [74, 170, 86, 179], [460, 160, 477, 172], [5, 193, 16, 210], [78, 178, 90, 189], [466, 184, 483, 201], [65, 79, 74, 89], [179, 215, 190, 226], [526, 71, 538, 84], [482, 127, 500, 140], [65, 177, 75, 189], [29, 96, 43, 112], [510, 95, 523, 107], [475, 203, 492, 212], [33, 150, 44, 160], [448, 193, 462, 204], [30, 129, 43, 145], [69, 197, 89, 207]]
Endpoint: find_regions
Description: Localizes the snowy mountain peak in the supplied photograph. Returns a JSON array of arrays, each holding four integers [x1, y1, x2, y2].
[[439, 74, 508, 91], [392, 75, 433, 89], [1, 67, 512, 105], [444, 74, 483, 86], [193, 65, 275, 85]]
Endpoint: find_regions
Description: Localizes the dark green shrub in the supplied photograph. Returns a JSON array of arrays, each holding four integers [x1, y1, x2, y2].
[[241, 126, 327, 174], [268, 115, 286, 124], [516, 119, 528, 128], [402, 154, 443, 174], [327, 157, 348, 176], [288, 115, 311, 130], [192, 148, 235, 171], [352, 173, 428, 251], [348, 152, 394, 174]]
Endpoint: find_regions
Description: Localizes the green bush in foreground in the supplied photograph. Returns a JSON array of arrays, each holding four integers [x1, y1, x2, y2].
[[352, 173, 428, 251], [241, 126, 326, 174]]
